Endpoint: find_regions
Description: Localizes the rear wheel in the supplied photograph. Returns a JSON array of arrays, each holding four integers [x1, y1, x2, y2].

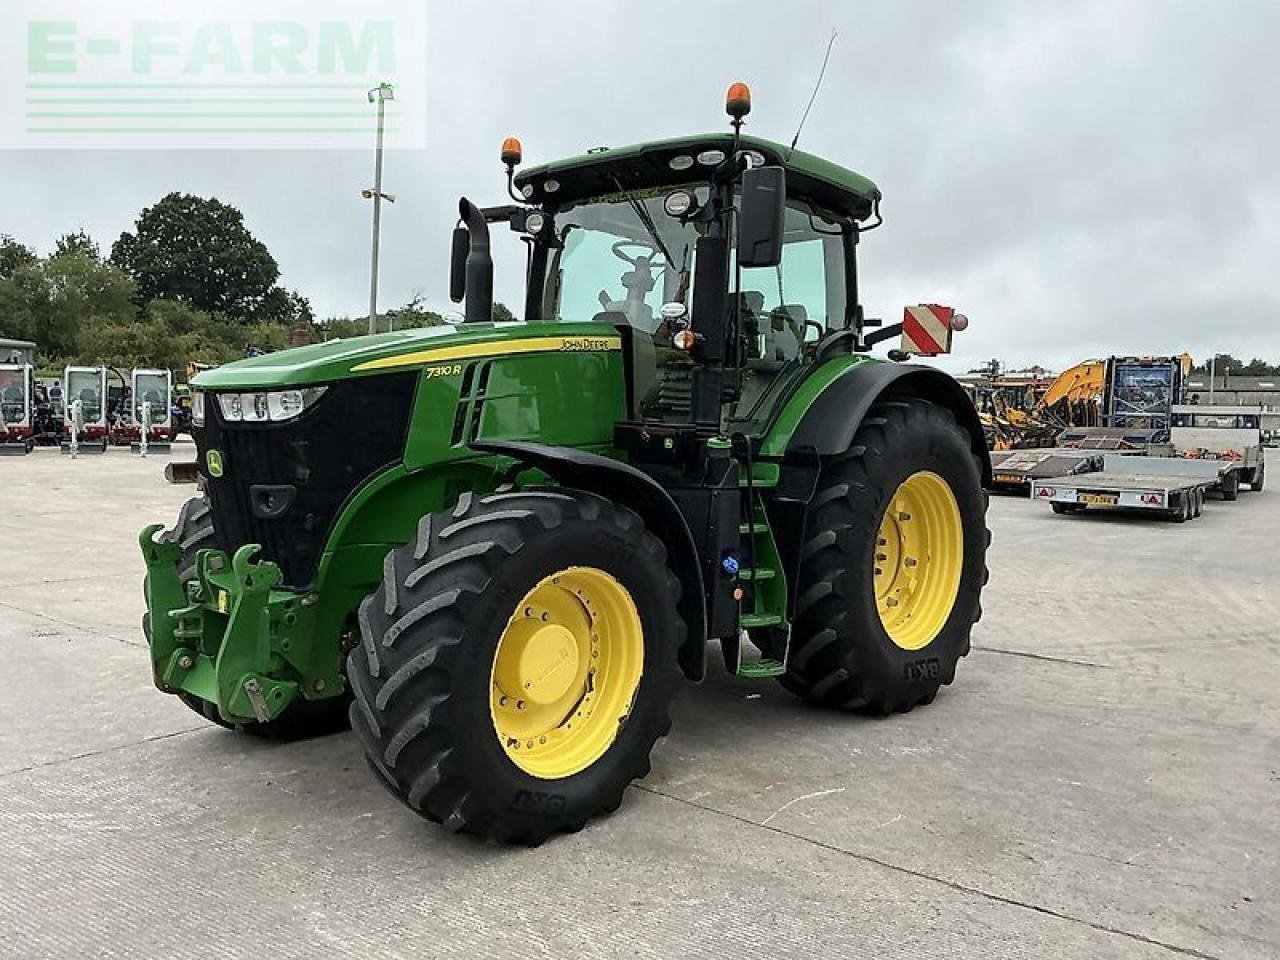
[[781, 398, 988, 714], [347, 488, 682, 844], [1221, 472, 1239, 501], [144, 496, 350, 738], [1171, 494, 1189, 522], [1051, 502, 1083, 515]]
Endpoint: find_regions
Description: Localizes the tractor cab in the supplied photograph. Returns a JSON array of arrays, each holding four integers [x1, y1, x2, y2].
[[464, 124, 885, 445]]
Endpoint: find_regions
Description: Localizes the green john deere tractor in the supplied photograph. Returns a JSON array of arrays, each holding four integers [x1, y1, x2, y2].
[[141, 84, 990, 844]]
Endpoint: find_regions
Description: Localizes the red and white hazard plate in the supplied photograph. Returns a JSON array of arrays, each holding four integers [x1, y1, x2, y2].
[[900, 304, 955, 356]]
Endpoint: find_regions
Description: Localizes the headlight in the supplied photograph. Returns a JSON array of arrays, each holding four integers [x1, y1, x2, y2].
[[215, 387, 327, 423], [191, 391, 205, 427]]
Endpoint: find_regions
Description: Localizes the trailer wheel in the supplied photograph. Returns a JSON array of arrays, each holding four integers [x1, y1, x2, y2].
[[1221, 472, 1239, 501], [1051, 502, 1083, 515], [781, 398, 988, 714], [143, 496, 350, 738], [348, 489, 682, 844], [1192, 488, 1204, 518], [1242, 464, 1264, 492]]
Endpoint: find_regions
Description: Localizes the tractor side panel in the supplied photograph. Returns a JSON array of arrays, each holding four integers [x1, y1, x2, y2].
[[404, 348, 628, 468]]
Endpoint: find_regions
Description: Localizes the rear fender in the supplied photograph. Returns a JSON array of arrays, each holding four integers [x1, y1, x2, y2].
[[786, 362, 991, 484]]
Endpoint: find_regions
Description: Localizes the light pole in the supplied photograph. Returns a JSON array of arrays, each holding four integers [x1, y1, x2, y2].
[[364, 82, 396, 335]]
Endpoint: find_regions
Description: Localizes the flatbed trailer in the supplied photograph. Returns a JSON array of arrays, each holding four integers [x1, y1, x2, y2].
[[989, 447, 1105, 493], [1031, 454, 1238, 522]]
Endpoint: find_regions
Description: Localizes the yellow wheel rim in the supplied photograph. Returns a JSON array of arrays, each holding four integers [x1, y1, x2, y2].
[[874, 471, 964, 651], [490, 566, 644, 779]]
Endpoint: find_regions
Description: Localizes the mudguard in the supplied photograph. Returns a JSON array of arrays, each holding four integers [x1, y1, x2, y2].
[[470, 440, 710, 681], [786, 362, 991, 484]]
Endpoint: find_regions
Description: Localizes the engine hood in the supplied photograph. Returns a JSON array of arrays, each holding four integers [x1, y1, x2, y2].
[[192, 321, 622, 390]]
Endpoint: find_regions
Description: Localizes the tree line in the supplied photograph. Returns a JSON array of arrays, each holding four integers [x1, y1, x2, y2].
[[0, 192, 458, 375], [1189, 355, 1280, 377]]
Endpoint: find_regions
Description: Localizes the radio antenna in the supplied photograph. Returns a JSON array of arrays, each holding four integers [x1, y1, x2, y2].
[[787, 29, 838, 159]]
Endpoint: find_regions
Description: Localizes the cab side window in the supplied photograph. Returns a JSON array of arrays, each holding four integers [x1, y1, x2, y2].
[[733, 204, 846, 423]]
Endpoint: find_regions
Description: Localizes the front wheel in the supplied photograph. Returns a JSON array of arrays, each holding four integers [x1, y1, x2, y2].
[[781, 398, 988, 714], [347, 488, 682, 844]]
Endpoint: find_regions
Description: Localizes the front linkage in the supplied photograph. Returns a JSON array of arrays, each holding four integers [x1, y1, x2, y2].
[[140, 526, 340, 725]]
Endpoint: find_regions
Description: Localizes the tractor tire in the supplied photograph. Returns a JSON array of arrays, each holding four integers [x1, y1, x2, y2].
[[144, 496, 350, 739], [781, 398, 988, 714], [1221, 472, 1239, 501], [347, 488, 682, 844]]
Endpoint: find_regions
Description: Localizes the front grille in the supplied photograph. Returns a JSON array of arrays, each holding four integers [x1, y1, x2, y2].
[[194, 373, 417, 588]]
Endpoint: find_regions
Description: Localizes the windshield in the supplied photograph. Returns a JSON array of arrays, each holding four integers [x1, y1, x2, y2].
[[1112, 364, 1173, 419], [543, 187, 708, 330], [0, 370, 25, 423], [134, 373, 170, 424], [67, 370, 103, 423]]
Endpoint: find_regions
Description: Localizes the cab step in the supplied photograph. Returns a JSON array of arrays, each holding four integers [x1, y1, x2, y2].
[[722, 623, 789, 677], [739, 612, 783, 629], [736, 658, 785, 679]]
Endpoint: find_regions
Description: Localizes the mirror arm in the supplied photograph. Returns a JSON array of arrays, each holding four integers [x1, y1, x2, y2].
[[457, 198, 494, 324]]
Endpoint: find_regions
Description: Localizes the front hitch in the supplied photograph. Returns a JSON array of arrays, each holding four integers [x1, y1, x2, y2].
[[139, 527, 304, 724]]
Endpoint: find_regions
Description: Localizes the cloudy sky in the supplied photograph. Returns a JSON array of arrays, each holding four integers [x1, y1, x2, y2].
[[2, 0, 1277, 374]]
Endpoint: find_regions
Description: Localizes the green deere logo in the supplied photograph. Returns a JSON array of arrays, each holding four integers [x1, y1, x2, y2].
[[206, 449, 224, 478]]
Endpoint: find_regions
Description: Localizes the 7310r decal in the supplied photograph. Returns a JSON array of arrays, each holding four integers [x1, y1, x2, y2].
[[424, 364, 463, 379]]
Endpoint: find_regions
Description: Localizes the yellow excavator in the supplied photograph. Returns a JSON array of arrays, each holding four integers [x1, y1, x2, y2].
[[968, 362, 1103, 451], [1036, 359, 1105, 427], [989, 354, 1193, 491]]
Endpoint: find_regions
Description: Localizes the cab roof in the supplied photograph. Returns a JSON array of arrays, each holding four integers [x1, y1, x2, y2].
[[515, 133, 881, 222]]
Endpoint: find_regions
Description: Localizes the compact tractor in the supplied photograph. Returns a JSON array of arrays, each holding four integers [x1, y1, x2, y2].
[[141, 85, 991, 843]]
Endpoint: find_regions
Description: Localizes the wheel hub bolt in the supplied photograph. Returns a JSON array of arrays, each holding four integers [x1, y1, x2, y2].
[[177, 654, 193, 669]]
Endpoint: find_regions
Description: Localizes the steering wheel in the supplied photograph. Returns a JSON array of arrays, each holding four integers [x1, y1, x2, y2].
[[611, 240, 661, 267]]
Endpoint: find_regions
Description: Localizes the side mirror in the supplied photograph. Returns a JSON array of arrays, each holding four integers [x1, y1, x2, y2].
[[449, 225, 469, 303], [737, 165, 785, 268]]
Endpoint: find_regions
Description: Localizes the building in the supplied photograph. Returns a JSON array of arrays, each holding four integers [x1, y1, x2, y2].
[[0, 338, 36, 366], [1184, 373, 1280, 434]]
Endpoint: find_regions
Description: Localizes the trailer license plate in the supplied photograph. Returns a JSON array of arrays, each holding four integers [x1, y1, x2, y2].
[[1079, 493, 1118, 505]]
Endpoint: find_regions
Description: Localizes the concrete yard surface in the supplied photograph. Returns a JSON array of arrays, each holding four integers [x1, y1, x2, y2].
[[0, 448, 1276, 959]]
